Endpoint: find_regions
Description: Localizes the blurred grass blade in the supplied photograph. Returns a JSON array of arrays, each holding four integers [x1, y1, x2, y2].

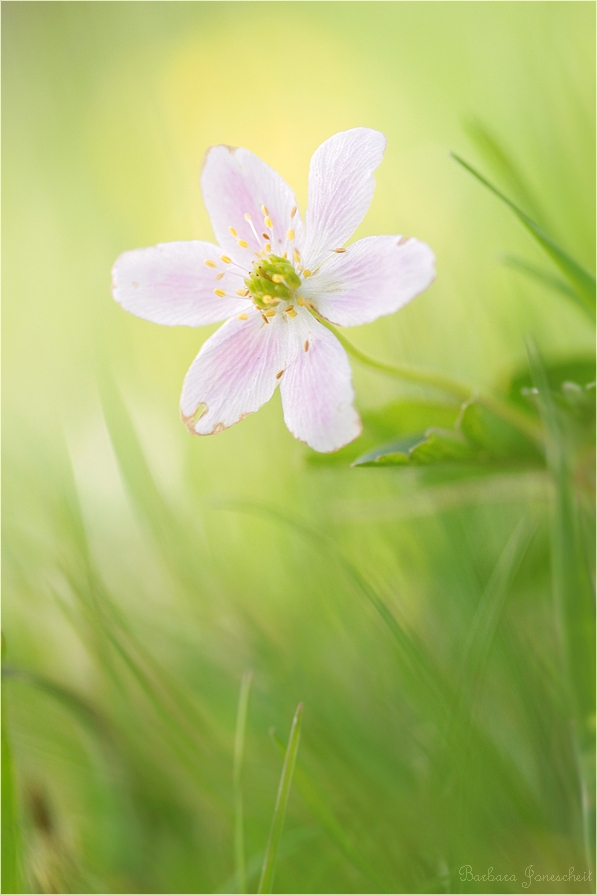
[[451, 152, 596, 319], [503, 254, 583, 303], [271, 731, 387, 892], [1, 684, 26, 894], [258, 704, 304, 894], [233, 671, 253, 895], [463, 118, 546, 224]]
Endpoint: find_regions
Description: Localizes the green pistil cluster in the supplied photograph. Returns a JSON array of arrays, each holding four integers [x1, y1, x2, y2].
[[245, 255, 301, 310]]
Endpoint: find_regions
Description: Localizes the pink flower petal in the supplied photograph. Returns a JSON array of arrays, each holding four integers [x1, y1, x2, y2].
[[302, 128, 386, 271], [280, 313, 361, 452], [112, 241, 250, 326], [301, 235, 436, 327], [181, 309, 301, 435], [201, 145, 304, 265]]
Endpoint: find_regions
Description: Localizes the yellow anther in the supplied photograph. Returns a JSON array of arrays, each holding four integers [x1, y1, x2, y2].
[[276, 369, 284, 379], [221, 255, 232, 264], [290, 206, 297, 219], [282, 251, 287, 259], [215, 272, 225, 280], [244, 213, 252, 221], [237, 239, 249, 248], [287, 229, 295, 241], [214, 288, 226, 297], [293, 248, 301, 263], [302, 269, 312, 278], [261, 204, 269, 216], [261, 313, 269, 324], [237, 313, 248, 320], [333, 247, 346, 253], [272, 274, 284, 284], [285, 306, 297, 318], [265, 243, 271, 253], [236, 288, 249, 296], [261, 232, 270, 240], [264, 216, 274, 229], [204, 259, 217, 268], [297, 296, 306, 306], [229, 226, 238, 237], [264, 308, 277, 317]]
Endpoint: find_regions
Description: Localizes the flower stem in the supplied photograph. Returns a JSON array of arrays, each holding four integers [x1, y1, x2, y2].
[[316, 317, 544, 447]]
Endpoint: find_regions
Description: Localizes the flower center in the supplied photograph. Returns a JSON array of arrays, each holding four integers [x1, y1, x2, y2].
[[245, 255, 301, 311]]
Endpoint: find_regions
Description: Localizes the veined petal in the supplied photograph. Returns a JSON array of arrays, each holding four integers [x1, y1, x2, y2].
[[302, 128, 386, 270], [201, 145, 304, 265], [181, 309, 301, 435], [301, 235, 436, 327], [112, 241, 250, 326], [280, 312, 361, 452]]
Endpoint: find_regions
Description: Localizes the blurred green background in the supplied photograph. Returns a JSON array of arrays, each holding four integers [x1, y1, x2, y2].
[[2, 3, 595, 893]]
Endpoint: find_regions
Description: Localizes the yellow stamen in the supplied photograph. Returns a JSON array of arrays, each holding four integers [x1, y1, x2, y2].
[[333, 247, 346, 253], [229, 226, 238, 237], [276, 369, 284, 379], [285, 306, 297, 318], [244, 213, 252, 221], [264, 308, 277, 317], [236, 288, 249, 296], [221, 255, 232, 264], [290, 207, 297, 219], [237, 314, 248, 320], [204, 259, 217, 268], [282, 251, 287, 259], [261, 313, 269, 324], [214, 288, 226, 297], [237, 239, 249, 248], [302, 269, 312, 278], [293, 248, 301, 264], [297, 296, 306, 306], [287, 229, 295, 241], [264, 216, 274, 229], [265, 243, 271, 252], [261, 232, 270, 240], [272, 274, 284, 284], [215, 272, 225, 280], [261, 204, 269, 216]]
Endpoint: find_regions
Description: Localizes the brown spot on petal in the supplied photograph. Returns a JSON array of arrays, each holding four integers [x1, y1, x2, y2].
[[397, 236, 409, 246], [333, 248, 346, 253], [212, 423, 225, 434], [181, 403, 207, 435], [276, 369, 284, 379]]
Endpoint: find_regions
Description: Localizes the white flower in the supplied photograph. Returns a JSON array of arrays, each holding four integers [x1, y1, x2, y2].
[[112, 128, 435, 452]]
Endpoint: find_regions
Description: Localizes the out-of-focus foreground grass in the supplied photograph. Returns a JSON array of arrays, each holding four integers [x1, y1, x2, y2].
[[2, 3, 595, 893]]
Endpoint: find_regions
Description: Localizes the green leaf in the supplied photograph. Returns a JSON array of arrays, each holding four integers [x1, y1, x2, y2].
[[257, 704, 303, 894], [353, 398, 543, 469], [451, 152, 596, 319], [353, 428, 477, 468]]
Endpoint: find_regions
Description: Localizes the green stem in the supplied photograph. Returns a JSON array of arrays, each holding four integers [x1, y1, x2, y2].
[[233, 670, 253, 895], [316, 317, 544, 448]]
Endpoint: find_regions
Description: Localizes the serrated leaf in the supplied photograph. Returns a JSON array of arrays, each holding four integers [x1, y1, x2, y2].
[[451, 153, 596, 319]]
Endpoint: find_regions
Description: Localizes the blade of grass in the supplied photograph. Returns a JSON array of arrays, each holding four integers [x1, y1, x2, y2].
[[257, 704, 304, 895], [451, 152, 596, 319], [463, 117, 546, 224], [1, 681, 26, 894], [233, 671, 253, 895], [270, 731, 388, 892], [502, 254, 582, 303]]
